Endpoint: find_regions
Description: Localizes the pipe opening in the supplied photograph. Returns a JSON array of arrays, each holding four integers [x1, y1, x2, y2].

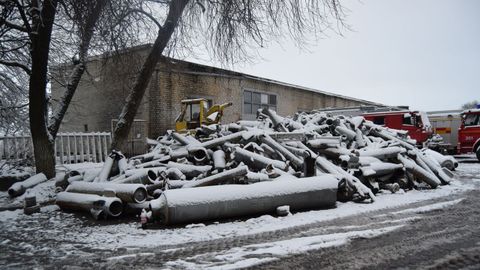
[[147, 170, 158, 182], [133, 188, 148, 203], [8, 188, 16, 197], [108, 200, 123, 217]]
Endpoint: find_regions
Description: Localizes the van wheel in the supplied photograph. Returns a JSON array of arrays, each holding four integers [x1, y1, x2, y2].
[[477, 147, 480, 162]]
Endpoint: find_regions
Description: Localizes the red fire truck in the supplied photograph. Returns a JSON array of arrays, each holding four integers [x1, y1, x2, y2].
[[362, 111, 433, 145], [457, 109, 480, 160]]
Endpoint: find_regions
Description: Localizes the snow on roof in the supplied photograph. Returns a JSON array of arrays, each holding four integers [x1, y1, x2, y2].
[[462, 108, 480, 114]]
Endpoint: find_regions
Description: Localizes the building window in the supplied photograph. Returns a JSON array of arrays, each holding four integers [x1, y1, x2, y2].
[[243, 90, 277, 116]]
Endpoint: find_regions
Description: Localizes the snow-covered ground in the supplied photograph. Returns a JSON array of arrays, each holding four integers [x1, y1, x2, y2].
[[0, 162, 478, 269]]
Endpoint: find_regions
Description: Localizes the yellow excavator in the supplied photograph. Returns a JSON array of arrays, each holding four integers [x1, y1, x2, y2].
[[175, 98, 232, 133]]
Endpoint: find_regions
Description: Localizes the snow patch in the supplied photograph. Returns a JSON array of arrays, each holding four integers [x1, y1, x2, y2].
[[165, 225, 404, 269], [389, 198, 464, 215]]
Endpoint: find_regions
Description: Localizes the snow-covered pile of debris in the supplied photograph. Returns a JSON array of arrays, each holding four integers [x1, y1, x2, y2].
[[3, 108, 458, 225]]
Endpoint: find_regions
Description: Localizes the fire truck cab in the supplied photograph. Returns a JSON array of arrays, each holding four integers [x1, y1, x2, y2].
[[362, 111, 432, 145], [458, 109, 480, 160]]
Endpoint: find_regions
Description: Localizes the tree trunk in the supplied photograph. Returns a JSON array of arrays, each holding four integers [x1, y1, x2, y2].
[[29, 0, 58, 178], [48, 0, 108, 138], [111, 0, 190, 151]]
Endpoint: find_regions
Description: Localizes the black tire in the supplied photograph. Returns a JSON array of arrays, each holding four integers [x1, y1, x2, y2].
[[476, 147, 480, 162]]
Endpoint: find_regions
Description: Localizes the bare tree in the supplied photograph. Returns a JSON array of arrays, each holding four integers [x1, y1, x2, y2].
[[111, 0, 346, 151], [0, 0, 109, 177], [461, 100, 479, 110]]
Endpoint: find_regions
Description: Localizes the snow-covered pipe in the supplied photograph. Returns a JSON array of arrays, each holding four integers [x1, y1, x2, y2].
[[56, 192, 123, 219], [200, 131, 246, 149], [347, 116, 365, 129], [171, 132, 192, 146], [166, 162, 212, 178], [307, 137, 342, 149], [244, 171, 271, 183], [168, 132, 247, 160], [97, 155, 115, 182], [355, 129, 367, 148], [422, 149, 458, 170], [419, 152, 452, 184], [358, 146, 406, 159], [112, 171, 153, 184], [117, 153, 128, 175], [0, 172, 31, 191], [8, 173, 48, 197], [335, 126, 356, 141], [397, 154, 440, 188], [66, 182, 148, 203], [212, 149, 226, 170], [182, 165, 248, 188], [261, 108, 288, 132], [187, 146, 210, 164], [67, 175, 84, 184], [359, 162, 404, 177], [233, 147, 289, 171], [158, 167, 186, 180], [258, 134, 303, 170], [149, 175, 338, 225]]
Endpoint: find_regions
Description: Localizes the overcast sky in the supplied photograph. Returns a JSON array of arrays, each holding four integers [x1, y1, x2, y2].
[[188, 0, 479, 112]]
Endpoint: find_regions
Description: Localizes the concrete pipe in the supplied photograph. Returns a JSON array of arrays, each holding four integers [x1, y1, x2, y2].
[[355, 129, 367, 148], [67, 175, 84, 184], [56, 192, 123, 219], [213, 149, 226, 170], [234, 147, 289, 171], [258, 134, 304, 170], [117, 154, 128, 175], [307, 137, 342, 149], [182, 165, 249, 188], [359, 162, 404, 177], [149, 175, 338, 225], [200, 131, 247, 149], [66, 182, 148, 203], [397, 154, 440, 188], [112, 171, 153, 185], [261, 108, 288, 132], [347, 116, 365, 130], [334, 126, 357, 141], [419, 152, 452, 184], [358, 146, 406, 160], [171, 132, 193, 146], [244, 171, 271, 183], [97, 155, 115, 182], [161, 167, 186, 180], [8, 173, 48, 197], [423, 149, 458, 170], [0, 172, 31, 191], [187, 146, 210, 164], [166, 162, 212, 178]]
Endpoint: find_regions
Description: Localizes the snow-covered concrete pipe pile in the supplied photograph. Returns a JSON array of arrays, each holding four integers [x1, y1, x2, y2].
[[51, 107, 458, 224], [148, 175, 338, 225]]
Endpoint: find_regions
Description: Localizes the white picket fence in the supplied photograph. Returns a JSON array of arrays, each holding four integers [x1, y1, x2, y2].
[[0, 132, 111, 164]]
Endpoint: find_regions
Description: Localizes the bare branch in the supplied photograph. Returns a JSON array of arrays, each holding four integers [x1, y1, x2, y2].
[[0, 59, 31, 74]]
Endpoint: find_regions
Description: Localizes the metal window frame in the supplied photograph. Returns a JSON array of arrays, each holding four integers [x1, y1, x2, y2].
[[242, 88, 278, 117]]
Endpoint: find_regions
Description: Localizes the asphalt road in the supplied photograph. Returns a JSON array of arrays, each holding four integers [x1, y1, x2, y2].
[[0, 160, 479, 269]]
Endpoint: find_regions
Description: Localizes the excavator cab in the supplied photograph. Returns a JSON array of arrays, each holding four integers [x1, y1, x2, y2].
[[175, 98, 232, 133]]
